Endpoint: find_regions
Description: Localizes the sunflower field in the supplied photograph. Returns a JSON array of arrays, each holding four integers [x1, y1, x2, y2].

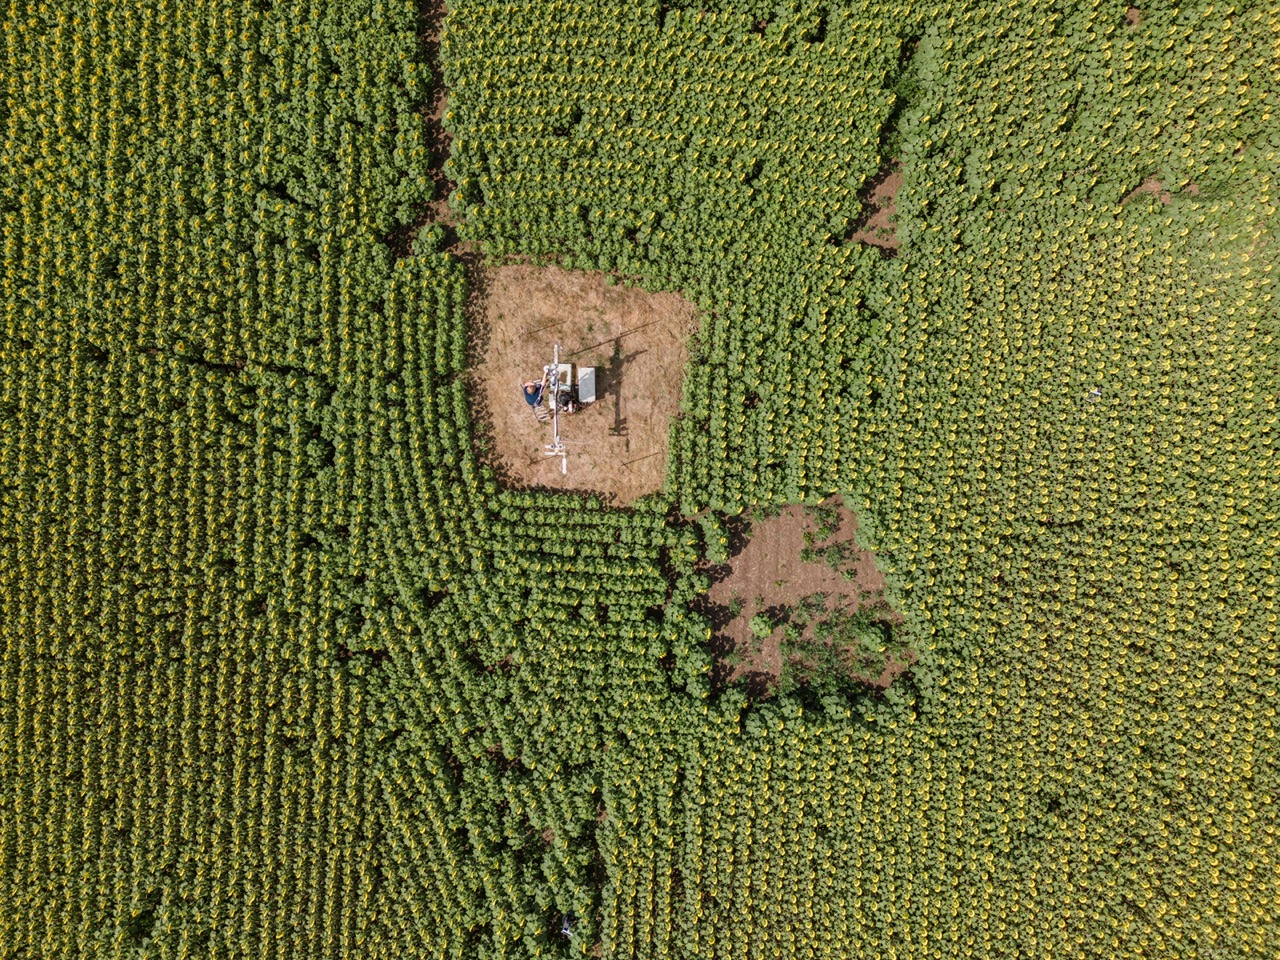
[[2, 0, 1277, 958]]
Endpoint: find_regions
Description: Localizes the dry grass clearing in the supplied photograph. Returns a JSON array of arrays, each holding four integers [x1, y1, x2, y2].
[[469, 265, 698, 504]]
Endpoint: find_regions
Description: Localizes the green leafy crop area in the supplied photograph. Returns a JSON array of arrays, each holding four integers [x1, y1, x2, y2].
[[2, 1, 1277, 959]]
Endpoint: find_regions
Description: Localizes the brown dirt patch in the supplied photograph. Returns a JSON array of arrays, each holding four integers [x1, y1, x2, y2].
[[700, 498, 909, 697], [1125, 6, 1141, 26], [1121, 177, 1173, 207], [383, 0, 461, 252], [848, 162, 902, 255], [424, 91, 458, 230], [470, 265, 698, 504]]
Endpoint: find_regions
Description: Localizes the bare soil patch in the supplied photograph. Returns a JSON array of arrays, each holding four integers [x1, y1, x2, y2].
[[1121, 176, 1173, 207], [1125, 6, 1142, 26], [700, 498, 909, 697], [848, 162, 902, 255], [383, 0, 462, 256], [423, 90, 459, 231], [470, 265, 698, 504]]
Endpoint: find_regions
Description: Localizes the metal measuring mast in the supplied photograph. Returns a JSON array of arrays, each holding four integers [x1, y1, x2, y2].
[[544, 342, 567, 474]]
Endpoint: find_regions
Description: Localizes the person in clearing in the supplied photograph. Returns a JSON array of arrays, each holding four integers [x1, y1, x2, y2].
[[522, 375, 546, 408], [523, 369, 577, 414]]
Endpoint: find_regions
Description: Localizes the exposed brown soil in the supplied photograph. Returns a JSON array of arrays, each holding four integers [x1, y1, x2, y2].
[[1121, 176, 1173, 207], [1125, 6, 1141, 26], [469, 265, 698, 504], [700, 498, 908, 697], [848, 162, 902, 255], [424, 90, 459, 230], [384, 0, 464, 256]]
